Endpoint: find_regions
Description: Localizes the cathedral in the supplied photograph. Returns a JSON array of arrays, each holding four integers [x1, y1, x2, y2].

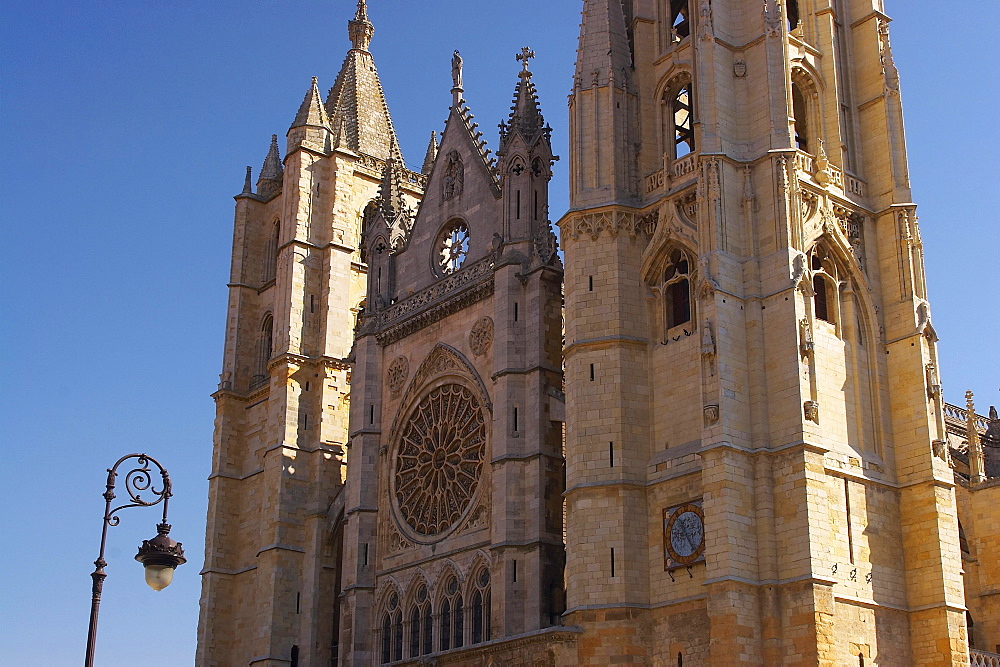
[[197, 1, 1000, 665]]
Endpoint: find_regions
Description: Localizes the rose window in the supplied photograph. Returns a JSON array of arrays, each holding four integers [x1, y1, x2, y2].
[[394, 383, 486, 537], [437, 221, 470, 275]]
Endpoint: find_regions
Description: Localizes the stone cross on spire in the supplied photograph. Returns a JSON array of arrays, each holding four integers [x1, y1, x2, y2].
[[516, 46, 535, 72], [348, 0, 374, 51]]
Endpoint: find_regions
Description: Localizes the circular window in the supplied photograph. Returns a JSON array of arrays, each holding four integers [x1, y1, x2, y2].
[[394, 383, 486, 538], [436, 221, 470, 275]]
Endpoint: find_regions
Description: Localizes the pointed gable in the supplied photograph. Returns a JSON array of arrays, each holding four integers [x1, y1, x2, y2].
[[387, 77, 504, 296]]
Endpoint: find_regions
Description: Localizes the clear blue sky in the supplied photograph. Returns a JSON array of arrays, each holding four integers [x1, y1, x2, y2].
[[1, 2, 996, 665]]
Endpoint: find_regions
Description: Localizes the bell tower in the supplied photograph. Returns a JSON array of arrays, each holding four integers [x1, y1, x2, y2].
[[559, 0, 968, 664], [197, 3, 424, 665]]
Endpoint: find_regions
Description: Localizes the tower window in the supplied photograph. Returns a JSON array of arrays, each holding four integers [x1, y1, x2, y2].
[[661, 249, 693, 330], [251, 313, 274, 389], [813, 275, 830, 323], [673, 84, 694, 158], [263, 220, 279, 284], [788, 0, 800, 32], [792, 83, 809, 152], [670, 0, 690, 40]]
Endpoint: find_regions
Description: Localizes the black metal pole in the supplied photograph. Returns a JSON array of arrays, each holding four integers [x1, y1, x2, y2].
[[84, 454, 173, 667]]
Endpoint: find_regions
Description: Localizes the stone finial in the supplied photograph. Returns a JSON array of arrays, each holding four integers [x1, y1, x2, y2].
[[500, 49, 546, 148], [349, 0, 374, 51], [967, 390, 986, 484], [451, 50, 464, 107]]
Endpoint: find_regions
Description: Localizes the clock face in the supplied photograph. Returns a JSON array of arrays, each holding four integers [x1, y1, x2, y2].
[[664, 502, 705, 567]]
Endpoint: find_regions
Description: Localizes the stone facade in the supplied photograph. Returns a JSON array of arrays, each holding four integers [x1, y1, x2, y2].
[[199, 1, 995, 666]]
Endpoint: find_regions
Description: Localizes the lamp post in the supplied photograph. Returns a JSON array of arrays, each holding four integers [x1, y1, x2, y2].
[[85, 453, 186, 667]]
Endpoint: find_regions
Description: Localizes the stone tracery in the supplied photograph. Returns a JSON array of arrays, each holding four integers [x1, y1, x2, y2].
[[394, 383, 486, 537]]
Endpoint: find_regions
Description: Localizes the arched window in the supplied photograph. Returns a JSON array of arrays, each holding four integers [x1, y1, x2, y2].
[[809, 246, 839, 327], [792, 83, 809, 152], [379, 591, 402, 665], [470, 567, 491, 645], [252, 313, 274, 389], [670, 0, 689, 41], [263, 219, 279, 284], [662, 249, 692, 330], [408, 583, 432, 658], [439, 575, 464, 651], [673, 84, 694, 158]]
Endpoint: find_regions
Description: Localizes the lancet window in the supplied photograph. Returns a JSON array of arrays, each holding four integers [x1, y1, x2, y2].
[[251, 313, 274, 389], [438, 575, 464, 651], [408, 583, 432, 658], [809, 246, 839, 327], [469, 567, 491, 645], [262, 219, 279, 284], [379, 591, 403, 665], [787, 0, 800, 32], [672, 84, 694, 158], [660, 248, 693, 331], [792, 83, 810, 152]]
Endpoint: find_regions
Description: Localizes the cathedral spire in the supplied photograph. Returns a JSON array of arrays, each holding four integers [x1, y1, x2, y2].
[[421, 131, 438, 175], [291, 77, 332, 130], [348, 0, 374, 52], [326, 5, 403, 163]]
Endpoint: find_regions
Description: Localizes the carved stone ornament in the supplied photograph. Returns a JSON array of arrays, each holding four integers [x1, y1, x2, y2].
[[733, 60, 747, 78], [442, 150, 464, 200], [469, 316, 494, 356], [393, 383, 486, 539], [386, 355, 409, 395], [804, 400, 820, 424], [704, 404, 719, 425]]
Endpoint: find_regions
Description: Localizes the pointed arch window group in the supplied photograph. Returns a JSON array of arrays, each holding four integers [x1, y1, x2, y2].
[[377, 565, 491, 664]]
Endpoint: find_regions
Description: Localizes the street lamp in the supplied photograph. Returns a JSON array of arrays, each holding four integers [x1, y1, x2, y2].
[[85, 453, 186, 667]]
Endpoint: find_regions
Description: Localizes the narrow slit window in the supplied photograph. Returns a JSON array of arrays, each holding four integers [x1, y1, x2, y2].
[[610, 548, 616, 577]]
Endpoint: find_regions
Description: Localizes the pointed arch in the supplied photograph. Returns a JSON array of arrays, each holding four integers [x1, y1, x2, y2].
[[376, 580, 404, 665], [403, 571, 433, 658], [641, 212, 699, 342], [790, 65, 823, 155], [263, 218, 280, 284], [466, 555, 492, 645], [251, 312, 274, 390]]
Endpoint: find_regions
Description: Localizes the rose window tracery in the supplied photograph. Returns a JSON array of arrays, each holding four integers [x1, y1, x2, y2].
[[394, 383, 486, 537], [437, 221, 470, 275]]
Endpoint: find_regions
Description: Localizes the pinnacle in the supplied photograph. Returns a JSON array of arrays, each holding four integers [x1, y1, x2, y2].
[[503, 48, 546, 144], [291, 76, 331, 130], [256, 134, 284, 200], [326, 43, 403, 162], [422, 131, 438, 175]]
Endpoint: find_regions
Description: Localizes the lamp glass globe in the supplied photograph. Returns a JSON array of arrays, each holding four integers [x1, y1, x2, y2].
[[143, 563, 174, 591]]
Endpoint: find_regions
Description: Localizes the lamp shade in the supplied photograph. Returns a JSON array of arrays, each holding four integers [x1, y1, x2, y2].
[[135, 523, 186, 591]]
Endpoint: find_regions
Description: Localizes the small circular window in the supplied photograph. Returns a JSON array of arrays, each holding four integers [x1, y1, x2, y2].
[[436, 220, 470, 275]]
